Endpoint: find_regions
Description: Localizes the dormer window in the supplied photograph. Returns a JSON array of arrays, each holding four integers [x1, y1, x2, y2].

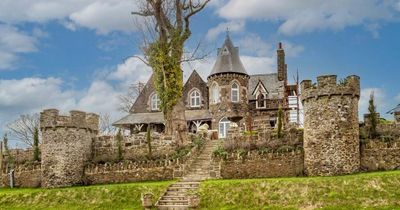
[[211, 83, 220, 104], [151, 93, 160, 111], [256, 93, 266, 109], [190, 90, 201, 107], [231, 82, 239, 102]]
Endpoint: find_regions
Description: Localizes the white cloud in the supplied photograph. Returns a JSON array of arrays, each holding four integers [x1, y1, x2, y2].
[[0, 0, 138, 34], [217, 0, 400, 35], [237, 34, 272, 57], [206, 21, 245, 41], [0, 24, 38, 70], [281, 41, 304, 57], [69, 1, 137, 34]]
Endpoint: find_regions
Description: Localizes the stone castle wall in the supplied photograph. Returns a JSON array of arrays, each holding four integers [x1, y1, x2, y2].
[[208, 73, 250, 129], [301, 75, 360, 176], [361, 140, 400, 171], [40, 109, 99, 188], [1, 163, 41, 188], [92, 133, 175, 163], [215, 151, 304, 179]]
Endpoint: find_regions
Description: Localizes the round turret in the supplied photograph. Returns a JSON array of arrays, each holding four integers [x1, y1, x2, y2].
[[301, 75, 360, 176]]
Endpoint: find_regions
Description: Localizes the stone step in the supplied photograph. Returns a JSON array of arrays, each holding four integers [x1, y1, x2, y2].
[[164, 191, 187, 196], [156, 205, 189, 210], [158, 200, 189, 205], [160, 196, 186, 201]]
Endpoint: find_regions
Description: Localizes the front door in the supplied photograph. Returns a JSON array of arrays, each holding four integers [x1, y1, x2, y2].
[[219, 117, 230, 139]]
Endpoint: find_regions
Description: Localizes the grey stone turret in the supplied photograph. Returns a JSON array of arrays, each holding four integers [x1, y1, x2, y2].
[[40, 109, 99, 188], [301, 75, 360, 176], [208, 34, 248, 78]]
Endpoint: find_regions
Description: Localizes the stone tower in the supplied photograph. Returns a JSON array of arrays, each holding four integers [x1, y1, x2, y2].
[[207, 34, 249, 137], [301, 75, 360, 176], [40, 109, 99, 188]]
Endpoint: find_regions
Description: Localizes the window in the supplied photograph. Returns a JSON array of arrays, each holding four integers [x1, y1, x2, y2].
[[151, 93, 160, 111], [231, 82, 239, 102], [190, 90, 201, 107], [257, 93, 266, 108], [211, 83, 220, 104], [219, 117, 231, 139]]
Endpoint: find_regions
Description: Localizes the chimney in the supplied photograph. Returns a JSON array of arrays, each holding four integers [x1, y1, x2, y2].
[[277, 42, 287, 82]]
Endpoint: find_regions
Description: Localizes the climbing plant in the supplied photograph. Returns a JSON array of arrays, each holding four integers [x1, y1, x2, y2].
[[277, 106, 284, 139], [132, 0, 210, 145], [33, 127, 40, 161], [116, 129, 123, 162], [368, 92, 379, 138]]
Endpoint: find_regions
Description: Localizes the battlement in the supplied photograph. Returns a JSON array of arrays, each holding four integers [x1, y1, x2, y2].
[[40, 109, 99, 132], [301, 75, 360, 102]]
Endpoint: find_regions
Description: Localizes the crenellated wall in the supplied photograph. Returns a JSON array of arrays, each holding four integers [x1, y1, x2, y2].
[[40, 109, 99, 188], [301, 75, 360, 176]]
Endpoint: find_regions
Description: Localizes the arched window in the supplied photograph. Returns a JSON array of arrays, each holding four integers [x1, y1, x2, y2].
[[231, 82, 239, 102], [257, 93, 266, 108], [151, 93, 160, 111], [190, 90, 201, 107], [211, 83, 220, 104]]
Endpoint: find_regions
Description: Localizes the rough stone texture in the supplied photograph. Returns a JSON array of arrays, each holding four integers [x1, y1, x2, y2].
[[208, 73, 250, 129], [183, 70, 209, 110], [218, 151, 304, 179], [40, 109, 99, 188], [1, 163, 41, 188], [84, 163, 173, 185], [301, 75, 360, 176], [361, 140, 400, 171], [92, 133, 175, 163], [395, 111, 400, 124]]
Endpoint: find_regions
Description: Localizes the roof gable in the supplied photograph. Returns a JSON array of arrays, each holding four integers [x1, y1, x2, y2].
[[129, 74, 156, 113]]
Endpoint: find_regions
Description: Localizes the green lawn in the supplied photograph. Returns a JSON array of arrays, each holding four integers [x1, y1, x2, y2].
[[0, 181, 174, 210], [199, 171, 400, 210], [1, 171, 400, 210]]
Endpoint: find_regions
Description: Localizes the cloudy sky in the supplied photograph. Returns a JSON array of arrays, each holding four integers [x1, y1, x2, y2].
[[1, 0, 400, 142]]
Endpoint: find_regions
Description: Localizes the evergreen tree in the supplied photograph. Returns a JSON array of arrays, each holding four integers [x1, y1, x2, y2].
[[116, 129, 123, 162], [368, 92, 379, 138], [277, 107, 284, 138], [33, 127, 40, 161], [146, 124, 152, 158]]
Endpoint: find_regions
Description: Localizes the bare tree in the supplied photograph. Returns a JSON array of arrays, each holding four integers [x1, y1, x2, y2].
[[118, 82, 144, 113], [99, 113, 118, 135], [6, 113, 40, 147], [132, 0, 211, 145]]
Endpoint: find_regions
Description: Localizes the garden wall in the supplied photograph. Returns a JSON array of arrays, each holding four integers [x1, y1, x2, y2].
[[1, 163, 41, 188], [217, 151, 304, 179], [361, 140, 400, 171]]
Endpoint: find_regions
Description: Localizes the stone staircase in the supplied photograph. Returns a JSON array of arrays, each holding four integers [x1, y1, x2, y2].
[[155, 140, 219, 210]]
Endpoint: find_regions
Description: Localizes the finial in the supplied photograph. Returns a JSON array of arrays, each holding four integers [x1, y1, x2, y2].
[[226, 27, 230, 38], [278, 42, 283, 49]]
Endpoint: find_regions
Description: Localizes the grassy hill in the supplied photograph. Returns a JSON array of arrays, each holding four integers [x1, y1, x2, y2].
[[1, 171, 400, 209]]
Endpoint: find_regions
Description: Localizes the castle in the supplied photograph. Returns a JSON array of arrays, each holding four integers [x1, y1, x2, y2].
[[1, 36, 400, 190], [113, 35, 300, 138]]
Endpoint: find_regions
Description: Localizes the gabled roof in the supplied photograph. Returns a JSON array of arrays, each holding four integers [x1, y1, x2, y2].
[[129, 74, 155, 113], [208, 35, 248, 77], [184, 70, 206, 88], [387, 104, 400, 114], [248, 73, 284, 100], [251, 80, 269, 96]]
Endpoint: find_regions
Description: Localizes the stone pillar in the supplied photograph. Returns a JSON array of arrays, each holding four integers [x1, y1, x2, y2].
[[301, 75, 360, 176], [40, 109, 99, 188], [394, 111, 400, 124]]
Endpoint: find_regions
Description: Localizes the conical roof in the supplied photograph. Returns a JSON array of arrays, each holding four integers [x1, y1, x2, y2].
[[208, 35, 248, 77]]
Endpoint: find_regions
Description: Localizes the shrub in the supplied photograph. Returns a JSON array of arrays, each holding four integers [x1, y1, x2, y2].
[[276, 145, 295, 153], [213, 146, 228, 160], [258, 147, 271, 155]]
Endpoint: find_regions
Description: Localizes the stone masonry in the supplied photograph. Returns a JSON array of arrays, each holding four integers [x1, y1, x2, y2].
[[301, 75, 360, 176], [40, 109, 99, 188]]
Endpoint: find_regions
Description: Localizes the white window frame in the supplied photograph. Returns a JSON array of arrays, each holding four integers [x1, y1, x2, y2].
[[231, 82, 239, 103], [190, 90, 201, 108], [219, 117, 231, 139], [211, 82, 220, 104], [150, 93, 160, 111]]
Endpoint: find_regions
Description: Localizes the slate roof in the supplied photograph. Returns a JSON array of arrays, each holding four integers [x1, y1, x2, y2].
[[248, 73, 284, 100], [209, 35, 248, 77], [113, 110, 212, 126]]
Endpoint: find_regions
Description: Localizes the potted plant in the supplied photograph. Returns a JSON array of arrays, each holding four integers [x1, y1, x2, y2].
[[141, 193, 154, 209]]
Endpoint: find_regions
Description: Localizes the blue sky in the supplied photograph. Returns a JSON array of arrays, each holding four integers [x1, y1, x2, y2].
[[1, 0, 400, 144]]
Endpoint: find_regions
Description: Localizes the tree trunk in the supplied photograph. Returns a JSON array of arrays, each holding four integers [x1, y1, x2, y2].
[[165, 100, 187, 146]]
